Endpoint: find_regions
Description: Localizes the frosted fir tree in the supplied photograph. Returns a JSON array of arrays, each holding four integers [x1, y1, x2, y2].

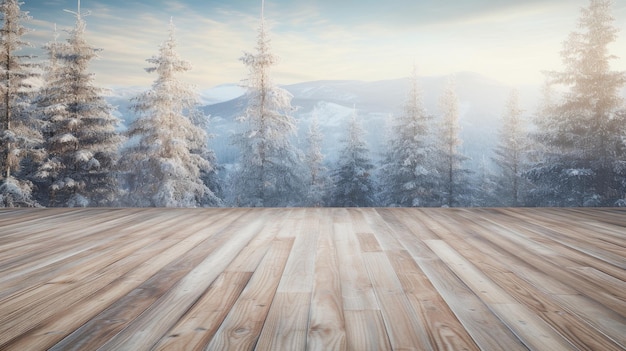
[[0, 0, 42, 207], [435, 77, 472, 207], [330, 109, 376, 207], [528, 0, 626, 206], [379, 66, 437, 207], [492, 89, 530, 206], [36, 1, 122, 207], [121, 20, 222, 207], [304, 112, 329, 206], [526, 81, 561, 206], [230, 1, 304, 207], [29, 25, 62, 205], [475, 155, 498, 206]]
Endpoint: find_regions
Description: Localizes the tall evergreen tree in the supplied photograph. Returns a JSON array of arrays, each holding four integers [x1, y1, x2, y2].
[[36, 1, 122, 207], [305, 112, 329, 206], [526, 81, 566, 206], [30, 25, 61, 205], [493, 89, 530, 206], [120, 21, 222, 207], [379, 66, 436, 206], [475, 155, 498, 207], [0, 0, 41, 207], [330, 109, 376, 207], [528, 0, 626, 206], [435, 77, 472, 207], [230, 2, 304, 207]]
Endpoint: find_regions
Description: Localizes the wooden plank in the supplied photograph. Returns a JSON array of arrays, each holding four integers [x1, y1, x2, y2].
[[0, 209, 192, 294], [205, 237, 295, 351], [0, 208, 108, 236], [556, 294, 626, 348], [567, 208, 626, 230], [255, 211, 316, 349], [424, 239, 515, 304], [255, 292, 311, 351], [333, 222, 378, 311], [307, 210, 347, 351], [150, 211, 289, 351], [0, 210, 139, 279], [367, 201, 465, 351], [375, 208, 437, 260], [417, 259, 528, 351], [453, 209, 626, 347], [491, 272, 625, 351], [1, 207, 625, 351], [502, 209, 626, 270], [226, 208, 286, 272], [344, 310, 392, 351], [0, 210, 209, 348], [568, 266, 626, 303], [469, 213, 626, 318], [96, 210, 272, 351], [347, 209, 383, 252], [356, 232, 381, 252], [276, 208, 305, 239], [425, 210, 624, 351], [150, 271, 252, 351], [426, 239, 577, 351], [46, 209, 251, 351], [387, 250, 480, 351], [362, 251, 434, 351], [0, 209, 135, 257], [379, 210, 529, 351], [489, 303, 579, 350], [360, 209, 405, 251], [277, 208, 318, 293]]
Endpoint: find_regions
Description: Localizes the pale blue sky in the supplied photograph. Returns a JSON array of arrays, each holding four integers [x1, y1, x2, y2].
[[20, 0, 626, 89]]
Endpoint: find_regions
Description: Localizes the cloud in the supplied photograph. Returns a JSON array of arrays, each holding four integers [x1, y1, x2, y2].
[[16, 0, 626, 89]]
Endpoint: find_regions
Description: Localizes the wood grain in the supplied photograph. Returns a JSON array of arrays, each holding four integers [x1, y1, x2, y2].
[[307, 209, 346, 351], [97, 211, 272, 351], [344, 310, 392, 351], [204, 237, 295, 351], [0, 207, 624, 351], [386, 250, 480, 351], [333, 221, 378, 311], [424, 209, 625, 350]]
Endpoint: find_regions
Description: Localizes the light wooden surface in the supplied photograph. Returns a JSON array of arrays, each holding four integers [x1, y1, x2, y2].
[[0, 207, 625, 351]]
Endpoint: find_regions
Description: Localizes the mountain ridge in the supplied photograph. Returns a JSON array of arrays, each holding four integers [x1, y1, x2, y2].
[[200, 72, 541, 171]]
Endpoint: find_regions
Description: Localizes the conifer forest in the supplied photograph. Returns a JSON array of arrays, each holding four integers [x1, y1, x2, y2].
[[1, 0, 626, 208]]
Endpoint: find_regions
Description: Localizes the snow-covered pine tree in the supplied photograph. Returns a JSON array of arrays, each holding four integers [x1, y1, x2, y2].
[[36, 1, 122, 207], [305, 112, 329, 206], [475, 155, 498, 206], [0, 0, 42, 207], [435, 77, 472, 207], [492, 89, 530, 206], [379, 66, 436, 207], [29, 25, 61, 206], [230, 1, 304, 207], [526, 81, 561, 206], [330, 108, 376, 207], [120, 20, 222, 207], [190, 108, 224, 207], [528, 0, 626, 206]]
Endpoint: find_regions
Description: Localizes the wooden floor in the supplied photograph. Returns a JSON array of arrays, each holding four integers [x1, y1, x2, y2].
[[0, 208, 624, 351]]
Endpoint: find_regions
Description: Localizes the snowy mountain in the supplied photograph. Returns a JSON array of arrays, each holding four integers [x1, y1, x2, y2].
[[198, 72, 541, 172], [108, 72, 542, 173], [107, 84, 246, 127]]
